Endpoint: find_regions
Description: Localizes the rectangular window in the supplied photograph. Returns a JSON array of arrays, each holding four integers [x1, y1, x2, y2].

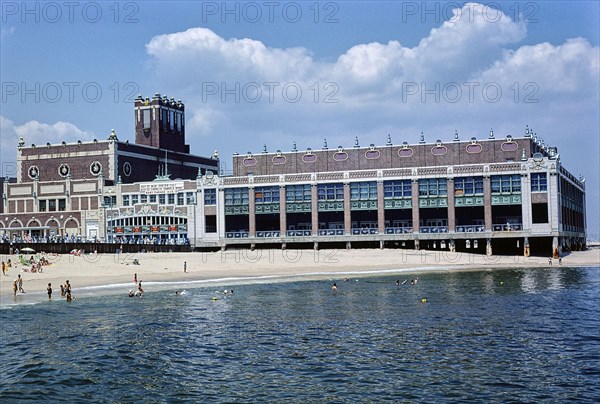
[[149, 195, 157, 203], [168, 194, 175, 204], [350, 181, 377, 201], [122, 195, 130, 206], [140, 194, 148, 204], [131, 195, 139, 205], [286, 184, 311, 202], [48, 199, 57, 211], [58, 199, 66, 211], [224, 188, 249, 205], [454, 176, 484, 196], [204, 189, 217, 205], [418, 179, 447, 197], [255, 186, 280, 204], [491, 175, 521, 194], [186, 192, 196, 205], [531, 173, 547, 192], [317, 183, 344, 201], [39, 200, 47, 212], [170, 110, 175, 130], [384, 180, 411, 198], [159, 194, 165, 204], [143, 109, 151, 129], [177, 193, 185, 206]]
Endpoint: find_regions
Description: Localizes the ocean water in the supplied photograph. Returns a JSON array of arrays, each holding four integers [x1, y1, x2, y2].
[[1, 266, 599, 402]]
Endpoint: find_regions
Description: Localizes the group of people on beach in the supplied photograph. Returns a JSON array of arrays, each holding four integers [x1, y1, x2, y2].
[[45, 280, 73, 301], [129, 273, 144, 297]]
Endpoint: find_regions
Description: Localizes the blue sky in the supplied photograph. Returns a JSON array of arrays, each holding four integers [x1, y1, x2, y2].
[[1, 1, 599, 238]]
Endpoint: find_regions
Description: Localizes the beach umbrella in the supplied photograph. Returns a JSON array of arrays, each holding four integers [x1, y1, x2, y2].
[[21, 247, 36, 253]]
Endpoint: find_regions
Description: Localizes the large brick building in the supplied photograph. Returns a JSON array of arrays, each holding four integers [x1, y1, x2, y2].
[[1, 95, 218, 240], [1, 95, 587, 256]]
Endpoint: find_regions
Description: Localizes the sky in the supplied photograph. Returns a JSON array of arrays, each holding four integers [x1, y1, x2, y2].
[[1, 1, 599, 238]]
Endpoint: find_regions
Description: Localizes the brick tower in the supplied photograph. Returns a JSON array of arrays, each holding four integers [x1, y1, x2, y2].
[[134, 93, 189, 153]]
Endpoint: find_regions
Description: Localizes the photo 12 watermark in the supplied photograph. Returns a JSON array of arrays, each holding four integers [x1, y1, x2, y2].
[[201, 81, 340, 104], [400, 1, 539, 24], [1, 81, 141, 104], [401, 81, 539, 104], [200, 1, 340, 24], [1, 1, 140, 23]]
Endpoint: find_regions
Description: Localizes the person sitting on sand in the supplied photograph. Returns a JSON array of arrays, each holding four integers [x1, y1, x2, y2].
[[7, 259, 12, 268]]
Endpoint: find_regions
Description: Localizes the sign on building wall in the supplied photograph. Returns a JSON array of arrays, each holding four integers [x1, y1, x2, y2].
[[139, 182, 184, 195]]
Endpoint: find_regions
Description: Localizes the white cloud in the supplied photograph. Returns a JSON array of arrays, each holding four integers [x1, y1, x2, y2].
[[0, 116, 94, 177]]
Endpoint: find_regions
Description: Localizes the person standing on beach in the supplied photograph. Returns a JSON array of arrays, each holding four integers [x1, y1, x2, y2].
[[184, 261, 187, 273], [17, 274, 25, 293], [65, 280, 71, 295], [47, 283, 52, 300], [134, 273, 137, 284], [1, 261, 5, 275], [13, 279, 18, 296]]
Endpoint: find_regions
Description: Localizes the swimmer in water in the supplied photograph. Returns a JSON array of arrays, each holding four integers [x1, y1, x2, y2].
[[129, 290, 134, 297], [332, 283, 338, 292]]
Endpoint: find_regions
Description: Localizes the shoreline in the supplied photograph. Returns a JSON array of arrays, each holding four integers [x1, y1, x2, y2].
[[2, 247, 599, 307]]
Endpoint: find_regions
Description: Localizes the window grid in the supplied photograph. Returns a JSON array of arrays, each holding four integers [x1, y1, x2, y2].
[[350, 181, 377, 201], [384, 180, 412, 198], [255, 186, 280, 204], [418, 179, 448, 197], [454, 176, 484, 195], [491, 175, 521, 194], [317, 183, 344, 201], [204, 189, 217, 205], [286, 184, 312, 202], [531, 173, 547, 192], [225, 188, 249, 206]]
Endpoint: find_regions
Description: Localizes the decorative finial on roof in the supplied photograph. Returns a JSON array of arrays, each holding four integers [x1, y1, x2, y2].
[[197, 167, 202, 180], [525, 125, 531, 137], [521, 149, 527, 161], [419, 132, 425, 144], [386, 134, 392, 146], [354, 136, 359, 148], [213, 149, 219, 159], [292, 141, 297, 152], [489, 129, 494, 139], [454, 130, 459, 141], [323, 138, 328, 149], [108, 129, 118, 141], [18, 135, 25, 149]]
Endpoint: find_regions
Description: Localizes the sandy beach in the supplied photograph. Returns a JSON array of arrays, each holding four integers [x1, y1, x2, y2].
[[2, 245, 599, 302]]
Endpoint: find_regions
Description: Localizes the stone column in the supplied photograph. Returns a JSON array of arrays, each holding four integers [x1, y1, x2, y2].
[[447, 178, 455, 232], [486, 238, 492, 256], [311, 184, 319, 236], [218, 188, 226, 240], [377, 180, 385, 234], [248, 187, 255, 237], [483, 176, 492, 231], [552, 236, 560, 258], [344, 182, 351, 235], [411, 179, 420, 233], [279, 185, 286, 237]]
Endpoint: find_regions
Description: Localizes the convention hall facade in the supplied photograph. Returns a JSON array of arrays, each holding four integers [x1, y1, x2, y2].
[[1, 96, 587, 256]]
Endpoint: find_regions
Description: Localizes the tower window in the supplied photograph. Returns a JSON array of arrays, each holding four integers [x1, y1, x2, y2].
[[143, 109, 151, 129]]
